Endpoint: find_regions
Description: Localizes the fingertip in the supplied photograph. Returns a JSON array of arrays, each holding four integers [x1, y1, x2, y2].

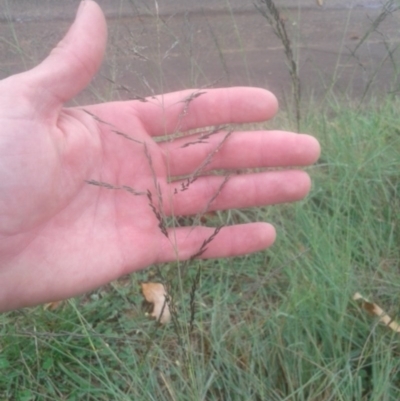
[[247, 222, 276, 250], [303, 172, 312, 195], [279, 170, 313, 202], [77, 0, 89, 17], [298, 170, 313, 198], [312, 136, 321, 162], [27, 0, 107, 107], [263, 223, 277, 248], [264, 90, 279, 120], [77, 0, 105, 23], [295, 134, 321, 165], [242, 87, 279, 122], [302, 134, 321, 163]]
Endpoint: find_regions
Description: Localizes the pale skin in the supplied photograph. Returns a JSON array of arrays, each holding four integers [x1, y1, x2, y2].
[[0, 0, 320, 312]]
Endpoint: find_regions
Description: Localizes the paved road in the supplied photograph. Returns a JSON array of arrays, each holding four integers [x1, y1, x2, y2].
[[0, 1, 386, 21], [0, 0, 398, 104]]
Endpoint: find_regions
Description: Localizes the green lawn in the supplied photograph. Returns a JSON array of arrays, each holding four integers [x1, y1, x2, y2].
[[1, 96, 399, 400]]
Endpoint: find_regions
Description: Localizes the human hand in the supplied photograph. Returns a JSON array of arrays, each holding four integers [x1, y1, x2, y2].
[[0, 0, 320, 311]]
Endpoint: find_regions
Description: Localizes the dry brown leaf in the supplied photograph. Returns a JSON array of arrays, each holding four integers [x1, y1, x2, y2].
[[43, 300, 63, 311], [353, 292, 400, 333], [141, 282, 171, 324]]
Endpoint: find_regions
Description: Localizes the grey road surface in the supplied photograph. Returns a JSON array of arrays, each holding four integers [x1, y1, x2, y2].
[[0, 1, 387, 21], [0, 0, 398, 104]]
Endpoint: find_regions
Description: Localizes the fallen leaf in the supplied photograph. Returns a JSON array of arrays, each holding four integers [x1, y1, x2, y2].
[[141, 282, 171, 324], [43, 300, 63, 311], [316, 0, 323, 5], [353, 292, 400, 332]]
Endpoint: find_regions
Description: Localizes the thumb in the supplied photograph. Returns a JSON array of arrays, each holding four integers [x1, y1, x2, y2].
[[26, 0, 107, 110]]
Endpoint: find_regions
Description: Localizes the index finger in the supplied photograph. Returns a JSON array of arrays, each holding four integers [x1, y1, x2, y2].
[[121, 87, 279, 137]]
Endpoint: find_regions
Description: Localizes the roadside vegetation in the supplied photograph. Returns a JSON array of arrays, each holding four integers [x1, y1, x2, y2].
[[1, 1, 400, 400]]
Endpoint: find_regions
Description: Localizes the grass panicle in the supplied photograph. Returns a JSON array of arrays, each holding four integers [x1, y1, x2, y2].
[[255, 0, 301, 131]]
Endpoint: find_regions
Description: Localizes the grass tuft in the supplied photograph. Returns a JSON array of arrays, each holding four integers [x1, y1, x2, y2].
[[2, 96, 400, 399], [1, 1, 400, 399]]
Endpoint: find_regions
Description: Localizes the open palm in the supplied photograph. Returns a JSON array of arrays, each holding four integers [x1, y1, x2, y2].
[[0, 0, 320, 311]]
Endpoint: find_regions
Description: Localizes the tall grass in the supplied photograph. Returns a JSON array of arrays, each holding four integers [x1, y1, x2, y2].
[[1, 95, 399, 400], [255, 0, 301, 131], [1, 1, 400, 400]]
